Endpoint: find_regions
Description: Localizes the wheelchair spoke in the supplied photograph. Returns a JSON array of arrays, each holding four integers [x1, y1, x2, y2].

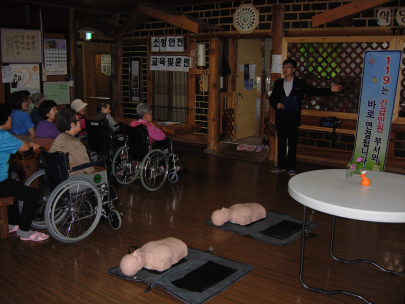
[[113, 146, 138, 185], [45, 181, 102, 243], [140, 150, 168, 191]]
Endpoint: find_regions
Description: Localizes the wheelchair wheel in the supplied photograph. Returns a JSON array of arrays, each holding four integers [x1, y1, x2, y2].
[[168, 171, 179, 183], [45, 180, 102, 243], [18, 170, 49, 229], [101, 139, 119, 165], [108, 209, 122, 230], [112, 146, 139, 185], [140, 149, 169, 191]]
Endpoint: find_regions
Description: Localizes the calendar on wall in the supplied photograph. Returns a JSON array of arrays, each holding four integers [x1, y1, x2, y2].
[[1, 28, 41, 63], [44, 38, 67, 75]]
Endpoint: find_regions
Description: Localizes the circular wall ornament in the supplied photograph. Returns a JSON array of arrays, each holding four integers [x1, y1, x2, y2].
[[233, 4, 259, 34]]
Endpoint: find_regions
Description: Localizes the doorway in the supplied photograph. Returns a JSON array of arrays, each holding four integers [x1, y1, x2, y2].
[[78, 41, 112, 118], [235, 39, 263, 140]]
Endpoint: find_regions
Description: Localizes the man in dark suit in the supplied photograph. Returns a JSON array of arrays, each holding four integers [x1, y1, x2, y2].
[[269, 58, 342, 176]]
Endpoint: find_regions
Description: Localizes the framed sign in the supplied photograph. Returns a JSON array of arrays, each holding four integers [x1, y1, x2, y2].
[[130, 57, 143, 102], [1, 28, 41, 63]]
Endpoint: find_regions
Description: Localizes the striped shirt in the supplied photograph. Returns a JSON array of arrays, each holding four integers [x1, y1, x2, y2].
[[49, 132, 96, 176]]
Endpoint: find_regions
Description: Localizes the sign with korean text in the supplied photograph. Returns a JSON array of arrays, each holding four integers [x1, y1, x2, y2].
[[1, 28, 41, 63], [351, 50, 401, 171], [150, 56, 190, 72], [150, 36, 184, 52]]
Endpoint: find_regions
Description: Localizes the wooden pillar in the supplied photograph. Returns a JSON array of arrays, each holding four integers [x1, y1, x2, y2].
[[268, 4, 284, 162], [207, 37, 220, 150], [146, 39, 153, 106], [112, 13, 123, 117], [227, 39, 237, 92], [68, 8, 77, 100], [188, 38, 197, 125]]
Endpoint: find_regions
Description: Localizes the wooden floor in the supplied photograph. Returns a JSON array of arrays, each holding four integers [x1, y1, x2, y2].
[[1, 144, 404, 304]]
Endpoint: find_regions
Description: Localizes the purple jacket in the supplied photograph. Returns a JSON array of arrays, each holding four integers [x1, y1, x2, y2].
[[36, 120, 60, 139]]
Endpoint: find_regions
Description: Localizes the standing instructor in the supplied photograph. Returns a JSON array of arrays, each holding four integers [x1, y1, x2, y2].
[[270, 59, 342, 176]]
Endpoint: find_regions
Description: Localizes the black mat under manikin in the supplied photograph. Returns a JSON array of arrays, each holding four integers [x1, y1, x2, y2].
[[205, 211, 318, 246], [109, 247, 253, 304]]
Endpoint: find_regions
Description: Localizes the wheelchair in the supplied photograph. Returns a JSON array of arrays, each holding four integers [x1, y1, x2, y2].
[[85, 119, 118, 163], [19, 148, 122, 243], [111, 123, 181, 191]]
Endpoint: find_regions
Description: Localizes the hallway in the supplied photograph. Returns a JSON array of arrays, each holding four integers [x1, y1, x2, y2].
[[1, 143, 404, 303]]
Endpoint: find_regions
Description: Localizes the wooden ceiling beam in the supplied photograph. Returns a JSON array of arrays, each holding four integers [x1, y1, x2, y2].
[[137, 2, 221, 34], [333, 17, 354, 27], [119, 4, 151, 38], [312, 0, 394, 27]]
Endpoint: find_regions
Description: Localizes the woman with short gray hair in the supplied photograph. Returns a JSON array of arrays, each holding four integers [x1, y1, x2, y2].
[[30, 92, 45, 127], [130, 103, 166, 142], [130, 103, 186, 175]]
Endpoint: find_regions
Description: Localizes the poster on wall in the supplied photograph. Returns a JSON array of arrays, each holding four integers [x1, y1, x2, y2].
[[9, 64, 40, 94], [130, 57, 143, 102], [1, 28, 41, 63], [101, 54, 111, 76], [44, 38, 67, 75], [43, 81, 70, 105], [351, 50, 401, 171]]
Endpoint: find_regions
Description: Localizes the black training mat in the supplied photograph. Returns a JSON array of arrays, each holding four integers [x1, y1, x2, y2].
[[205, 211, 318, 246], [108, 247, 253, 304]]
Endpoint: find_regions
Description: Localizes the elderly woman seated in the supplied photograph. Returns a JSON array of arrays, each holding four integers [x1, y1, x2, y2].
[[130, 103, 166, 143], [49, 108, 96, 177], [30, 92, 45, 127], [36, 100, 60, 139], [130, 103, 185, 173], [8, 91, 35, 136]]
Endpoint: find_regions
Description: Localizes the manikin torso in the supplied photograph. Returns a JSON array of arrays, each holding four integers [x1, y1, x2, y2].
[[211, 203, 266, 226], [120, 237, 187, 277]]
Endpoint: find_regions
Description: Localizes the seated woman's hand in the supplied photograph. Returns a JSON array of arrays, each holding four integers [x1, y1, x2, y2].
[[28, 142, 40, 150]]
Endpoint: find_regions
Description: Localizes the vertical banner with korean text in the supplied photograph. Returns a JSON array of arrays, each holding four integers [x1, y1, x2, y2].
[[351, 50, 401, 171]]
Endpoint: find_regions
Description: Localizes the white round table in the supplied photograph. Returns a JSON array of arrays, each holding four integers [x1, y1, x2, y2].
[[288, 169, 405, 223], [288, 169, 405, 304]]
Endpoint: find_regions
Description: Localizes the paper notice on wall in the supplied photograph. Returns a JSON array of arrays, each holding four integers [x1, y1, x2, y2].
[[151, 37, 159, 52], [271, 55, 283, 73], [150, 56, 158, 70], [249, 64, 256, 79], [101, 54, 111, 76], [167, 56, 175, 71], [2, 66, 13, 83], [244, 64, 253, 90]]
